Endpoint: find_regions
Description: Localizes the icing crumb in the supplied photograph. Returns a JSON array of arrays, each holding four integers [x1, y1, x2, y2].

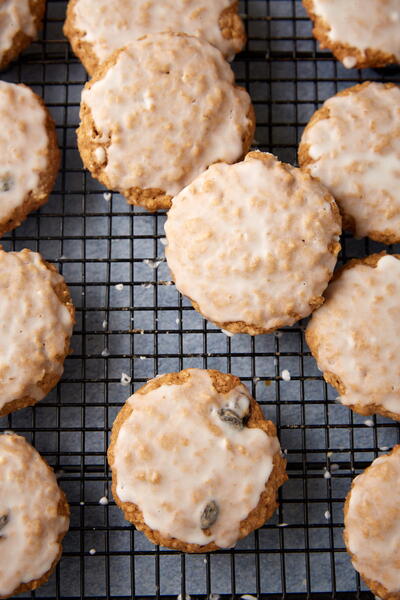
[[379, 446, 389, 452], [120, 373, 132, 386], [342, 55, 357, 69], [241, 596, 257, 600], [103, 192, 112, 201], [327, 451, 333, 457], [281, 369, 291, 381], [221, 329, 234, 337], [80, 501, 85, 506], [99, 496, 109, 505], [89, 548, 96, 555], [115, 283, 124, 291], [143, 258, 164, 269], [160, 238, 168, 246], [101, 348, 110, 357], [364, 419, 374, 427], [324, 510, 331, 520], [139, 356, 146, 360], [324, 470, 331, 479], [102, 320, 107, 329], [253, 377, 260, 384], [277, 522, 288, 527]]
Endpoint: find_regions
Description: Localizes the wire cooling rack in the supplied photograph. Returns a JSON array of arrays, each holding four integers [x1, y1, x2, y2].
[[1, 1, 400, 598]]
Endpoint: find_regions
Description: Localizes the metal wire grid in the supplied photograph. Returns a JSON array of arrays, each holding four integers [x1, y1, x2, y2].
[[0, 0, 399, 598]]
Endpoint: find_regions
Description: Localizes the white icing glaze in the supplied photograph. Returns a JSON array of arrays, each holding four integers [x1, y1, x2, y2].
[[306, 254, 400, 415], [112, 369, 281, 548], [0, 249, 74, 410], [165, 153, 341, 331], [70, 0, 244, 65], [311, 0, 400, 61], [301, 82, 400, 240], [345, 446, 400, 592], [0, 433, 69, 597], [0, 0, 36, 58], [0, 81, 48, 225], [80, 33, 252, 197]]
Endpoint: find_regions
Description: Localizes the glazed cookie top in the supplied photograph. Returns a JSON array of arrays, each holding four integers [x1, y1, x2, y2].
[[305, 0, 400, 67], [0, 0, 37, 61], [306, 254, 400, 416], [66, 0, 245, 72], [345, 446, 400, 593], [165, 152, 341, 333], [0, 249, 74, 411], [111, 369, 281, 548], [300, 82, 400, 243], [0, 433, 69, 597], [0, 81, 49, 228], [79, 33, 252, 201]]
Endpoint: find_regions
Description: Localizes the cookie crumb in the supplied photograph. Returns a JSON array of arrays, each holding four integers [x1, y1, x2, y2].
[[99, 496, 108, 505], [115, 283, 124, 291], [120, 373, 132, 386]]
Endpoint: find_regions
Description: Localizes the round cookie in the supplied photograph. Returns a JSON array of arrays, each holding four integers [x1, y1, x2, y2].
[[344, 445, 400, 600], [164, 151, 341, 335], [0, 81, 60, 237], [306, 253, 400, 421], [0, 433, 70, 599], [108, 368, 287, 552], [0, 0, 46, 71], [302, 0, 400, 69], [77, 32, 254, 212], [64, 0, 246, 75], [299, 82, 400, 244], [0, 247, 75, 417]]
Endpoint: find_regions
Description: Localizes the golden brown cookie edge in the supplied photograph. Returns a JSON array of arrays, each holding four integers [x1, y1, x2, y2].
[[0, 0, 46, 71]]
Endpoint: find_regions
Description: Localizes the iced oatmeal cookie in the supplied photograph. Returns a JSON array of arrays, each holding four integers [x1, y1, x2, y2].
[[108, 368, 287, 552], [303, 0, 400, 69], [0, 433, 70, 599], [0, 0, 46, 70], [165, 152, 341, 335], [0, 248, 75, 417], [0, 81, 60, 237], [344, 445, 400, 600], [77, 32, 254, 211], [306, 253, 400, 421], [64, 0, 245, 75], [299, 82, 400, 244]]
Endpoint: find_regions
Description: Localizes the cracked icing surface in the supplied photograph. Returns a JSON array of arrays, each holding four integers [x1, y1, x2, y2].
[[0, 249, 74, 413], [344, 446, 400, 596], [165, 152, 341, 333], [78, 33, 253, 209], [0, 433, 69, 597], [299, 82, 400, 243], [304, 0, 400, 67], [0, 81, 48, 230], [306, 254, 400, 418], [110, 369, 281, 548], [65, 0, 245, 73]]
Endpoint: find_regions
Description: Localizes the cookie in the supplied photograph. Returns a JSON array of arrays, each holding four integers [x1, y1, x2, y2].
[[0, 433, 69, 599], [306, 253, 400, 421], [344, 445, 400, 600], [108, 368, 287, 552], [302, 0, 400, 69], [299, 82, 400, 244], [165, 151, 341, 335], [0, 248, 75, 417], [64, 0, 245, 75], [0, 81, 60, 237], [0, 0, 46, 70], [77, 32, 254, 211]]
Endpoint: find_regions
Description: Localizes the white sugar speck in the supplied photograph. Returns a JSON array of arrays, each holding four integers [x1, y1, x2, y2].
[[327, 451, 333, 458], [277, 522, 288, 527], [281, 369, 291, 381], [221, 329, 234, 337], [175, 317, 180, 324], [241, 596, 257, 600], [160, 237, 168, 246], [253, 377, 260, 384], [101, 348, 110, 357], [139, 356, 146, 360], [102, 320, 107, 329], [103, 192, 112, 201], [80, 501, 85, 506], [142, 282, 152, 289], [324, 470, 331, 479], [89, 548, 96, 555], [364, 419, 374, 427], [143, 258, 164, 269], [120, 373, 131, 386], [379, 446, 389, 452], [324, 510, 331, 520], [115, 283, 124, 291], [99, 496, 108, 506]]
